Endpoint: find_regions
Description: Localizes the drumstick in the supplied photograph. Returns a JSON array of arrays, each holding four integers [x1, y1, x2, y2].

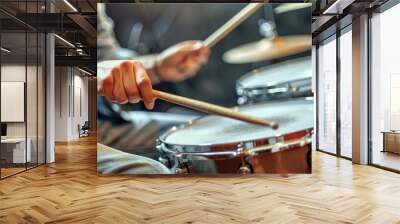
[[152, 90, 279, 129], [204, 3, 264, 48]]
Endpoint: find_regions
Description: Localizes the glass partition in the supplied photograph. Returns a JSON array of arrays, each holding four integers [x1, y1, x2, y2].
[[1, 31, 28, 177], [26, 0, 46, 169], [27, 31, 38, 169], [0, 1, 46, 179], [317, 35, 337, 154]]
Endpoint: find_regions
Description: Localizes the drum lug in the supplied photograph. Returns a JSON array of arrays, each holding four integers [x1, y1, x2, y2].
[[237, 143, 247, 156], [175, 167, 189, 175], [158, 157, 169, 166], [155, 140, 163, 152], [237, 96, 248, 105], [237, 143, 252, 174], [238, 164, 252, 174]]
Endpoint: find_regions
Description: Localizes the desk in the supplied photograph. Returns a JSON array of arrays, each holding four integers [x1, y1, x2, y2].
[[1, 138, 31, 163], [382, 131, 400, 154]]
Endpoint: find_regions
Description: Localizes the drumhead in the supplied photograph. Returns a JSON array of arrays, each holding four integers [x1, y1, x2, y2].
[[160, 98, 313, 146], [237, 57, 311, 89]]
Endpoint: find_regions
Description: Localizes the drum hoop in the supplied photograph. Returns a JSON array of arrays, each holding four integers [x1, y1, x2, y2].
[[236, 57, 311, 89], [158, 102, 314, 149], [160, 135, 312, 159], [237, 77, 312, 94], [159, 127, 313, 148]]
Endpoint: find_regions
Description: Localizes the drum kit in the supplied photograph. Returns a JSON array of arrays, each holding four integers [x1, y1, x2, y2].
[[154, 3, 314, 174]]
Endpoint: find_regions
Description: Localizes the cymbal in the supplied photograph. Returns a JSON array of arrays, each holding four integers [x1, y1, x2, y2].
[[274, 3, 311, 14], [223, 35, 311, 64]]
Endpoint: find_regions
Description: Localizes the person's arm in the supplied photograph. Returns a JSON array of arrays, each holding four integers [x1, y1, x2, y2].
[[97, 60, 155, 109], [97, 40, 210, 108], [97, 55, 161, 87]]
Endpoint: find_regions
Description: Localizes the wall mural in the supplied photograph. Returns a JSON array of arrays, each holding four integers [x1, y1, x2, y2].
[[96, 3, 313, 175]]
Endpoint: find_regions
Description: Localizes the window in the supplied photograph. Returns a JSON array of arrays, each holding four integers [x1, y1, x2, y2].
[[339, 27, 352, 158], [317, 35, 337, 154], [370, 3, 400, 171]]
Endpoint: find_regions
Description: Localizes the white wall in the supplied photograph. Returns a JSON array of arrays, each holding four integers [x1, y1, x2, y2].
[[54, 67, 89, 141], [1, 64, 46, 164], [55, 66, 69, 141], [72, 73, 89, 138], [1, 65, 26, 137], [1, 65, 32, 138]]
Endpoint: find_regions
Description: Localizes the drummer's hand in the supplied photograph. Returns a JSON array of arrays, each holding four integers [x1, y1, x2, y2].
[[155, 40, 210, 82], [97, 61, 155, 109]]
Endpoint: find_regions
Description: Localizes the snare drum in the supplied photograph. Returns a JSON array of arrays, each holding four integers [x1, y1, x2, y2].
[[157, 98, 313, 174], [236, 57, 312, 105]]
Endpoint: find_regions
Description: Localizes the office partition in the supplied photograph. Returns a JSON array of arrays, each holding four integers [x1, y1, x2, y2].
[[0, 0, 47, 179]]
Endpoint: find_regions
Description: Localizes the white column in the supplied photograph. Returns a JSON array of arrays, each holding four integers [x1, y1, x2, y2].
[[46, 32, 55, 163], [45, 0, 56, 164], [352, 14, 369, 164]]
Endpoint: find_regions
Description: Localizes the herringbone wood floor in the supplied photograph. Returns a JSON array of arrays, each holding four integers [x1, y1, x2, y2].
[[1, 135, 400, 224]]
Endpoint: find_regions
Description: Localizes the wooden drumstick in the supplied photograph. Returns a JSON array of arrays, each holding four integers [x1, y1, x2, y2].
[[204, 3, 264, 48], [152, 90, 279, 129]]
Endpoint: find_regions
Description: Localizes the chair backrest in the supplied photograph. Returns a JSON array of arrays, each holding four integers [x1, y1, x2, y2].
[[82, 121, 90, 129]]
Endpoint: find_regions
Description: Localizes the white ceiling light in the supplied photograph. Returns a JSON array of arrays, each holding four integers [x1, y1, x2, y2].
[[323, 0, 354, 15], [63, 0, 78, 12], [54, 34, 75, 48], [1, 47, 11, 53], [275, 3, 311, 14], [78, 67, 92, 76]]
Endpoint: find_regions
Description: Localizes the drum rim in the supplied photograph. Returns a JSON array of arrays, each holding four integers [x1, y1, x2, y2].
[[158, 98, 314, 148], [236, 56, 311, 89], [158, 128, 313, 150], [238, 77, 312, 92]]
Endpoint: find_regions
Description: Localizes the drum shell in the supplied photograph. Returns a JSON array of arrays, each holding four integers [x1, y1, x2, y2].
[[236, 57, 312, 105], [157, 130, 312, 174], [250, 144, 311, 173], [157, 98, 314, 174]]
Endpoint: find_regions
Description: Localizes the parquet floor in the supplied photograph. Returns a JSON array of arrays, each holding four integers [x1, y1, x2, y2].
[[0, 135, 400, 224], [1, 167, 26, 178]]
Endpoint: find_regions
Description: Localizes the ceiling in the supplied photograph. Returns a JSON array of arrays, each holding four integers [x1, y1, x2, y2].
[[0, 0, 98, 74]]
